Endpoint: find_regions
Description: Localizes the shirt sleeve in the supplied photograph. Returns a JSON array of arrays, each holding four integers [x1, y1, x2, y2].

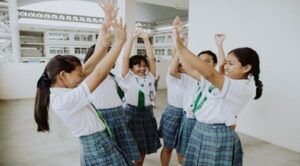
[[222, 77, 253, 102], [120, 71, 132, 92], [221, 77, 254, 125], [52, 82, 93, 112]]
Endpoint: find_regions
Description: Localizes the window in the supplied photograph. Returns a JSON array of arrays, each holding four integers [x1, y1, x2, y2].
[[48, 33, 69, 41], [137, 38, 144, 44], [74, 34, 93, 42], [155, 36, 165, 43], [167, 49, 172, 56], [137, 49, 146, 56], [75, 47, 89, 54], [167, 35, 172, 43], [49, 47, 70, 54], [155, 49, 165, 56]]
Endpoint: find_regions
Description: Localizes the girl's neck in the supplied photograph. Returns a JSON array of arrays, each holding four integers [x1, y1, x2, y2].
[[52, 81, 67, 88]]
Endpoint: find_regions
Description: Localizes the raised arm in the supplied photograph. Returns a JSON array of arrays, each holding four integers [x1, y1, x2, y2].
[[168, 49, 181, 78], [121, 30, 139, 77], [171, 17, 201, 80], [174, 17, 224, 90], [82, 0, 117, 78], [215, 33, 226, 74], [140, 32, 156, 76], [96, 0, 118, 50], [86, 17, 127, 92]]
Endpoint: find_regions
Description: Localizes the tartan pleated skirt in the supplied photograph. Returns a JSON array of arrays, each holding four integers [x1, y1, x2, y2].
[[176, 116, 197, 156], [158, 104, 183, 149], [124, 104, 162, 154], [97, 106, 140, 161], [184, 121, 243, 166], [79, 130, 133, 166]]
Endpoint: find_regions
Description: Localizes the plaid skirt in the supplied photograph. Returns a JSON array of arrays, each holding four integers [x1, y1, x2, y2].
[[79, 130, 133, 166], [97, 106, 140, 161], [125, 104, 162, 154], [176, 116, 197, 156], [158, 104, 183, 149], [184, 122, 243, 166]]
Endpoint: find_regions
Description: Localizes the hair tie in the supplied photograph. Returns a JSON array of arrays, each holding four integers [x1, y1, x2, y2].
[[37, 72, 51, 88]]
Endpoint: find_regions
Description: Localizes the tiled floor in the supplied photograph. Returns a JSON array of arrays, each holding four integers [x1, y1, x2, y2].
[[0, 90, 299, 166]]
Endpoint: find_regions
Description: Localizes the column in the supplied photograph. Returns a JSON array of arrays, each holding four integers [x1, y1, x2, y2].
[[8, 0, 21, 62]]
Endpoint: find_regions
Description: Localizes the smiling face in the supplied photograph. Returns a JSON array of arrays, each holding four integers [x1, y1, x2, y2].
[[224, 53, 251, 79], [131, 60, 148, 76]]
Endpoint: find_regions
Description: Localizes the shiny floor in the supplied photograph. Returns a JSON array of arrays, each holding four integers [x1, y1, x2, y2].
[[0, 90, 300, 166]]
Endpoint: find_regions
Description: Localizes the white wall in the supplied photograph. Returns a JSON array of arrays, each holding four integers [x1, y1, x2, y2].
[[0, 63, 45, 100], [188, 0, 300, 152], [0, 60, 169, 100]]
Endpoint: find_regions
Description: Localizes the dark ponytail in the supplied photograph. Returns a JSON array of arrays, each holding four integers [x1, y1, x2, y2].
[[34, 55, 81, 132], [253, 72, 263, 99], [229, 47, 263, 99], [34, 72, 51, 132]]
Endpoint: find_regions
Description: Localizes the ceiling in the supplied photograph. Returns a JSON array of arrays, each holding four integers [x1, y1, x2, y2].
[[136, 2, 188, 22], [17, 0, 189, 23], [137, 0, 189, 10]]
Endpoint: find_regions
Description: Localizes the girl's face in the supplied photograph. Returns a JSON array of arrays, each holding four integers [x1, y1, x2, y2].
[[224, 53, 251, 79], [61, 66, 83, 88], [199, 53, 215, 67], [131, 60, 148, 76]]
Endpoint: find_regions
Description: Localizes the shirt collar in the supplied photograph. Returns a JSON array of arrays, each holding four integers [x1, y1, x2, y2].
[[50, 87, 71, 94]]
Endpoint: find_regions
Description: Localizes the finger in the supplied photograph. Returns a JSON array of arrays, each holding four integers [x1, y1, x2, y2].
[[112, 8, 119, 19], [111, 19, 117, 28]]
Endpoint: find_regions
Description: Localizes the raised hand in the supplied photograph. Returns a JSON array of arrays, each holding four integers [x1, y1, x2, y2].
[[99, 0, 119, 25], [130, 30, 140, 40], [215, 33, 225, 46], [100, 23, 112, 48], [139, 31, 149, 40], [172, 17, 185, 49], [112, 17, 127, 44], [173, 16, 183, 33]]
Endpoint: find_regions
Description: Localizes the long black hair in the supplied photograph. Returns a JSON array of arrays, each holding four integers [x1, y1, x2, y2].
[[34, 55, 81, 132], [229, 47, 263, 99]]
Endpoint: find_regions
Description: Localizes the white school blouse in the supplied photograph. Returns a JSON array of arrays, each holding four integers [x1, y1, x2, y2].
[[194, 76, 256, 126], [122, 70, 156, 106], [182, 74, 199, 118], [166, 73, 186, 108], [91, 75, 123, 109], [50, 82, 105, 137]]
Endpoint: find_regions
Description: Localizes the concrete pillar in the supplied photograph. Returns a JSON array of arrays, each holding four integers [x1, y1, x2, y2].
[[113, 0, 136, 76], [8, 0, 21, 62]]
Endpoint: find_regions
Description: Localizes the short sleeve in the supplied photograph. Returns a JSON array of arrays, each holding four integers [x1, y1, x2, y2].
[[219, 76, 230, 98], [222, 77, 254, 108], [51, 82, 93, 112]]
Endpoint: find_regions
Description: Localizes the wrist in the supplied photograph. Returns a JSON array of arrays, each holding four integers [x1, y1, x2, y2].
[[147, 57, 156, 61], [115, 39, 125, 45]]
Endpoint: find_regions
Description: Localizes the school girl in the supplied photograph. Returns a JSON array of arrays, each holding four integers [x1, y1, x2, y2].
[[83, 43, 140, 163], [34, 3, 131, 165], [176, 50, 218, 165], [173, 17, 263, 166], [121, 31, 161, 166], [159, 53, 186, 166]]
